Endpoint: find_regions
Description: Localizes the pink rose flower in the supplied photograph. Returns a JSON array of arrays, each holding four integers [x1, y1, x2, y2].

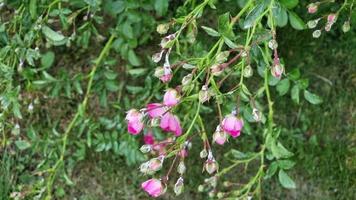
[[141, 178, 165, 198], [160, 113, 182, 136], [147, 103, 166, 118], [126, 109, 144, 135], [222, 114, 244, 138], [163, 89, 180, 106]]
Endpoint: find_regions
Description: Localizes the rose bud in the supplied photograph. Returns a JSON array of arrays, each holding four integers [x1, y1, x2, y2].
[[252, 108, 262, 122], [307, 3, 318, 14], [160, 112, 182, 136], [125, 109, 144, 135], [213, 126, 227, 145], [210, 64, 223, 76], [163, 89, 180, 107], [148, 155, 165, 172], [205, 151, 219, 174], [199, 85, 211, 103], [222, 112, 244, 138], [141, 178, 165, 197], [243, 65, 253, 78], [174, 177, 184, 196], [327, 14, 337, 24], [200, 149, 208, 158], [177, 161, 186, 174], [140, 144, 152, 153], [156, 23, 170, 35], [152, 50, 164, 63], [271, 63, 284, 79]]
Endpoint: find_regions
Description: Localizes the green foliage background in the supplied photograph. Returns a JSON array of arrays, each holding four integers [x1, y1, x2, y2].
[[0, 0, 355, 199]]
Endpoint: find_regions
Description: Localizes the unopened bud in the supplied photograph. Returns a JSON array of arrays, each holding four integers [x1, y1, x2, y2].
[[307, 3, 318, 14], [198, 185, 205, 192], [307, 19, 319, 29], [243, 65, 253, 78], [342, 21, 350, 33], [154, 67, 164, 78], [208, 191, 215, 198], [174, 177, 184, 195], [312, 30, 321, 38], [199, 85, 211, 103], [213, 126, 227, 145], [200, 149, 208, 158], [217, 192, 225, 199], [271, 64, 284, 79], [268, 39, 278, 50], [211, 64, 223, 76], [156, 23, 170, 35], [182, 74, 193, 86], [177, 161, 186, 174], [205, 160, 219, 174], [252, 108, 262, 122], [140, 145, 152, 153], [216, 51, 230, 64], [152, 51, 163, 63]]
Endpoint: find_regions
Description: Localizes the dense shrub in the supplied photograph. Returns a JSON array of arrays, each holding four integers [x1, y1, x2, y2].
[[0, 0, 355, 199]]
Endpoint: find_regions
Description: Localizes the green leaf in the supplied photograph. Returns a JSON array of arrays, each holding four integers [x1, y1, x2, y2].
[[128, 68, 147, 76], [277, 160, 296, 170], [289, 11, 305, 30], [41, 51, 55, 69], [201, 26, 220, 37], [276, 78, 290, 96], [278, 170, 296, 189], [304, 90, 323, 104], [218, 12, 233, 38], [154, 0, 168, 16], [42, 26, 67, 45], [15, 140, 31, 150], [243, 3, 267, 29], [223, 37, 238, 49], [29, 0, 38, 19], [288, 68, 300, 80], [273, 4, 288, 27], [265, 161, 278, 179], [271, 141, 294, 159], [127, 49, 141, 66], [280, 0, 299, 9], [291, 84, 300, 104]]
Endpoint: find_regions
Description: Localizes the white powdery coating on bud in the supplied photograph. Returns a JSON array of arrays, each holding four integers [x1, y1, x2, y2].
[[312, 30, 321, 38], [268, 39, 278, 50], [198, 185, 205, 192]]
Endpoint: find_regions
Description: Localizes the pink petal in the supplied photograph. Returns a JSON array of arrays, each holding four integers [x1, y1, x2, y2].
[[147, 103, 166, 118]]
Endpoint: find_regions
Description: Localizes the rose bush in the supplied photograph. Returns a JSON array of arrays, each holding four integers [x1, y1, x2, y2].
[[0, 0, 354, 199]]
